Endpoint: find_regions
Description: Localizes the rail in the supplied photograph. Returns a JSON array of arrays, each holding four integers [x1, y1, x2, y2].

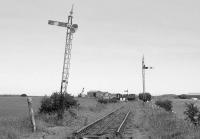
[[116, 110, 131, 137], [73, 105, 125, 136]]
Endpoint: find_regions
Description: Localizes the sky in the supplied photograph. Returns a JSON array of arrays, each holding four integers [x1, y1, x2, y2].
[[0, 0, 200, 96]]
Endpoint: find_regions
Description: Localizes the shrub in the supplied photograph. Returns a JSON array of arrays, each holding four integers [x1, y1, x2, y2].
[[184, 102, 200, 125], [20, 94, 27, 97], [155, 99, 172, 112], [139, 93, 151, 102], [39, 96, 53, 114], [177, 94, 189, 99], [39, 92, 77, 115]]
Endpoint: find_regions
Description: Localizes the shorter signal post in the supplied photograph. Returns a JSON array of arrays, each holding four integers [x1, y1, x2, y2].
[[142, 56, 153, 97]]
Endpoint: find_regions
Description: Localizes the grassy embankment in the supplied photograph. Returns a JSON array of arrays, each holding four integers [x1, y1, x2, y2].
[[1, 95, 200, 139], [135, 100, 200, 139], [0, 96, 124, 139]]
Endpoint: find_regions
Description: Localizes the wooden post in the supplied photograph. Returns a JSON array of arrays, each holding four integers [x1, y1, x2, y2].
[[27, 97, 36, 132]]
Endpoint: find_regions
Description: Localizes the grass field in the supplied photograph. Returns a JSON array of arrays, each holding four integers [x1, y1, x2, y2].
[[153, 96, 200, 119], [1, 96, 200, 139], [2, 96, 198, 120], [0, 96, 43, 139], [139, 102, 200, 139], [0, 96, 42, 118], [172, 98, 200, 119], [0, 96, 125, 138]]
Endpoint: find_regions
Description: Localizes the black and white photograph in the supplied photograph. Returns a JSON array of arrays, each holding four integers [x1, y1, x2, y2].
[[1, 0, 200, 138]]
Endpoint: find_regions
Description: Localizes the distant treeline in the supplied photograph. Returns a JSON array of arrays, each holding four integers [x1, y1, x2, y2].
[[0, 94, 20, 97], [0, 94, 28, 97], [176, 94, 200, 99], [157, 94, 200, 100]]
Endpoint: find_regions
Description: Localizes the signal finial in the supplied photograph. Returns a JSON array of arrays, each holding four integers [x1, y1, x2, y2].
[[70, 4, 74, 15], [142, 55, 144, 62]]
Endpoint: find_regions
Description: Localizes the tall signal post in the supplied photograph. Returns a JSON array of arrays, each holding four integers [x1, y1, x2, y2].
[[48, 6, 78, 95], [48, 6, 78, 118]]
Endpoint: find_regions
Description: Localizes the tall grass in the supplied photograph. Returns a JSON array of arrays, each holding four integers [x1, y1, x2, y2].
[[0, 117, 32, 139], [140, 103, 200, 139], [0, 97, 124, 138], [0, 116, 49, 138]]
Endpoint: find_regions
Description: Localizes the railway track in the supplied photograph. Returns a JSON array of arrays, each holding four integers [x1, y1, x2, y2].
[[73, 104, 133, 139]]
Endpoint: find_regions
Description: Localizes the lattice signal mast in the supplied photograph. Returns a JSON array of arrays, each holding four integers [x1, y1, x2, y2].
[[48, 6, 78, 95]]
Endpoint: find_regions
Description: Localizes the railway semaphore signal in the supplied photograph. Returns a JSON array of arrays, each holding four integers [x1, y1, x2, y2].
[[142, 56, 153, 95], [48, 5, 78, 95], [48, 5, 78, 118]]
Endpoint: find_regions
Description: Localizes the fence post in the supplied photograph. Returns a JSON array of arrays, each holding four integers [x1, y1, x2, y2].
[[27, 97, 36, 132]]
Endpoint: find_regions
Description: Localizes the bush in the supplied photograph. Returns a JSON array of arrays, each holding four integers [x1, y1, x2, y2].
[[39, 96, 53, 114], [139, 93, 151, 102], [184, 102, 200, 125], [155, 99, 172, 112], [177, 94, 189, 99], [39, 92, 77, 115], [20, 94, 27, 97]]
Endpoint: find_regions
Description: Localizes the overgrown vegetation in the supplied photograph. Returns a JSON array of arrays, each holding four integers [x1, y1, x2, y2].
[[184, 102, 200, 126], [177, 94, 200, 99], [0, 97, 124, 138], [138, 93, 151, 102], [155, 99, 172, 112], [2, 94, 200, 138], [139, 103, 200, 139], [177, 94, 189, 99], [0, 117, 37, 139], [39, 92, 77, 119]]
